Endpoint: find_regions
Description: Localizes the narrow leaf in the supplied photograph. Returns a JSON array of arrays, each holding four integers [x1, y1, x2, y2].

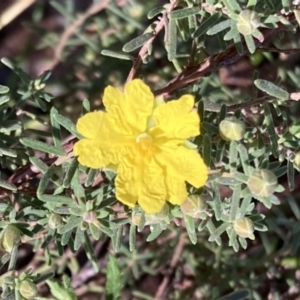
[[20, 138, 66, 156], [101, 50, 134, 60], [122, 32, 153, 52], [106, 254, 122, 300], [169, 7, 200, 19], [192, 13, 221, 38], [0, 179, 17, 191], [254, 79, 289, 100]]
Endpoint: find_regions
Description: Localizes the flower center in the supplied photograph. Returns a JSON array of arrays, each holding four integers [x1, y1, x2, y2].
[[136, 133, 155, 157]]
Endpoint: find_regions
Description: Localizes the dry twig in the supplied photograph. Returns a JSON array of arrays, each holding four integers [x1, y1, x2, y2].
[[125, 0, 178, 84], [154, 10, 300, 97], [46, 0, 110, 70]]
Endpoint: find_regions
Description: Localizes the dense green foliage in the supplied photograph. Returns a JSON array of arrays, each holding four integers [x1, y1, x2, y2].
[[1, 0, 300, 299]]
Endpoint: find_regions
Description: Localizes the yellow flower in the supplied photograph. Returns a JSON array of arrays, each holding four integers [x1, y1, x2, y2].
[[74, 79, 208, 213]]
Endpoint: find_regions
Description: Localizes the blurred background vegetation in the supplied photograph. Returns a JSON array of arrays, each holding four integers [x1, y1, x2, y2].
[[1, 0, 300, 299]]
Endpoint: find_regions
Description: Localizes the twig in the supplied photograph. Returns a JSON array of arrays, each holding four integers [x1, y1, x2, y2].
[[154, 233, 186, 300], [0, 0, 36, 31], [125, 0, 178, 84], [46, 0, 110, 70], [154, 10, 300, 97]]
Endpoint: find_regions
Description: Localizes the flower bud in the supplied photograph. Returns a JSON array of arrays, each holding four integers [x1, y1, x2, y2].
[[294, 152, 300, 169], [233, 217, 255, 239], [180, 195, 207, 218], [1, 225, 21, 253], [19, 279, 37, 299], [236, 9, 260, 36], [83, 211, 97, 224], [48, 213, 62, 230], [247, 169, 277, 198], [219, 117, 245, 141]]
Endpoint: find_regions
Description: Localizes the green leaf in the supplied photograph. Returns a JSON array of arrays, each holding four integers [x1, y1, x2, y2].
[[0, 95, 10, 106], [46, 280, 77, 300], [50, 107, 62, 148], [74, 226, 84, 251], [202, 134, 211, 167], [37, 165, 56, 198], [263, 103, 279, 157], [218, 289, 249, 300], [39, 195, 75, 206], [169, 7, 200, 19], [167, 18, 177, 61], [184, 215, 197, 244], [122, 32, 153, 52], [244, 34, 255, 54], [101, 50, 134, 61], [129, 224, 136, 252], [60, 216, 82, 234], [53, 112, 82, 139], [83, 231, 99, 271], [20, 138, 66, 156], [63, 158, 79, 188], [29, 157, 48, 174], [0, 85, 9, 94], [207, 19, 233, 35], [192, 13, 221, 38], [254, 79, 289, 100], [209, 222, 231, 242], [0, 179, 17, 191], [106, 254, 122, 300], [287, 160, 295, 191], [147, 6, 166, 19], [146, 226, 163, 242], [222, 0, 242, 12], [230, 185, 241, 221]]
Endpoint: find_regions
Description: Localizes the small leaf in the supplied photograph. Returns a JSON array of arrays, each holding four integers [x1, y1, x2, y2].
[[192, 13, 221, 38], [37, 165, 56, 198], [106, 254, 122, 300], [202, 134, 211, 166], [147, 6, 166, 19], [184, 215, 197, 244], [129, 224, 136, 252], [0, 95, 10, 106], [167, 18, 177, 61], [254, 79, 289, 100], [101, 50, 134, 60], [0, 179, 17, 191], [207, 19, 233, 35], [53, 113, 82, 139], [122, 32, 153, 52], [169, 7, 200, 19], [39, 195, 75, 206], [217, 289, 250, 300], [83, 232, 99, 271], [20, 138, 66, 156], [244, 34, 255, 54], [0, 85, 9, 94]]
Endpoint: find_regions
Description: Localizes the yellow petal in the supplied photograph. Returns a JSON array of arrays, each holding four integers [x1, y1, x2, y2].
[[73, 139, 107, 168], [138, 158, 166, 213], [103, 85, 136, 135], [115, 156, 166, 213], [74, 111, 134, 168], [103, 79, 155, 134], [166, 177, 188, 205], [153, 95, 200, 140], [124, 79, 155, 133], [115, 159, 138, 208], [76, 111, 106, 139], [155, 145, 208, 188]]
